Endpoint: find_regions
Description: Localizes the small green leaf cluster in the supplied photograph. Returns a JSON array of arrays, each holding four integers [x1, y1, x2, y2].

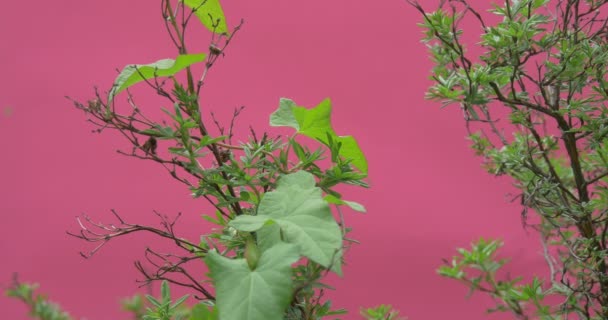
[[6, 281, 72, 320], [438, 239, 551, 317], [143, 281, 190, 320], [359, 304, 405, 320], [121, 283, 219, 320], [122, 294, 147, 320], [121, 285, 220, 320]]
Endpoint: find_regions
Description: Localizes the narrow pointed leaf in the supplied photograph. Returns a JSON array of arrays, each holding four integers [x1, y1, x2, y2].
[[161, 280, 170, 303], [171, 294, 190, 310]]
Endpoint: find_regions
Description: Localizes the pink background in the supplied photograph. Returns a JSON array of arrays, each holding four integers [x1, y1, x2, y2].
[[1, 0, 547, 319]]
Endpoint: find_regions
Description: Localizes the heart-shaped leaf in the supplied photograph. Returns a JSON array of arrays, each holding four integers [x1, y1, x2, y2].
[[205, 243, 299, 320], [270, 98, 368, 174], [182, 0, 228, 34], [230, 171, 343, 274]]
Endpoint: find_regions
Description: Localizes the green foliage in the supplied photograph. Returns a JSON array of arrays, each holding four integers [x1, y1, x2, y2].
[[121, 288, 219, 320], [6, 281, 72, 320], [122, 294, 146, 319], [360, 305, 405, 320], [5, 0, 396, 320], [438, 239, 551, 317], [143, 281, 190, 320], [412, 0, 608, 318]]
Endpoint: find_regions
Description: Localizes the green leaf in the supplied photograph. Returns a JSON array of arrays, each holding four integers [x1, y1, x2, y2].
[[269, 99, 299, 129], [256, 223, 282, 253], [108, 54, 206, 102], [292, 98, 333, 139], [140, 128, 164, 137], [171, 294, 190, 310], [324, 194, 367, 213], [230, 171, 343, 273], [182, 0, 228, 34], [269, 98, 368, 174], [335, 135, 367, 173], [228, 215, 269, 231], [205, 243, 299, 320], [199, 135, 228, 147], [245, 237, 262, 270], [161, 280, 171, 304], [145, 295, 163, 308]]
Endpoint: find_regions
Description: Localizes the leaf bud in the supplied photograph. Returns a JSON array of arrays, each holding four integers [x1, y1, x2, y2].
[[245, 237, 261, 270]]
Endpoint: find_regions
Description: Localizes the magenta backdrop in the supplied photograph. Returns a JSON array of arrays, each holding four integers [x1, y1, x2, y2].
[[1, 1, 548, 319]]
